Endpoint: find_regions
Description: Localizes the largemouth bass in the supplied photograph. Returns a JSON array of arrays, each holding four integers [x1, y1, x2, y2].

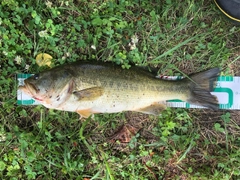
[[18, 61, 220, 118]]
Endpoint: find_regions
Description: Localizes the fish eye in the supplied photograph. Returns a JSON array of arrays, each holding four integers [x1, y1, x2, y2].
[[33, 74, 39, 80]]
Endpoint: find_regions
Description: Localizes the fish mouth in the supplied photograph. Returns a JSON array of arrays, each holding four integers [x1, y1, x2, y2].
[[18, 81, 43, 101]]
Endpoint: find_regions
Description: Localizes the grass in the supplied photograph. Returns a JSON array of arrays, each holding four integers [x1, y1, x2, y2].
[[0, 0, 240, 179]]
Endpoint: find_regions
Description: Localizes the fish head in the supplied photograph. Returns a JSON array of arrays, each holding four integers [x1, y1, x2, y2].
[[18, 67, 74, 103]]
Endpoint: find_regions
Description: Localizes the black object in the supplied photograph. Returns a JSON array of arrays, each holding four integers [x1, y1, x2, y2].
[[214, 0, 240, 23]]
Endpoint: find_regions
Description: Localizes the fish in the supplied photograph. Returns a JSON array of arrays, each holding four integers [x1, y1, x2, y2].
[[18, 61, 220, 118]]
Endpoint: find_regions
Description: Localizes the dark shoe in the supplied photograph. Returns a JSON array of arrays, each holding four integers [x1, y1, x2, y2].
[[214, 0, 240, 25]]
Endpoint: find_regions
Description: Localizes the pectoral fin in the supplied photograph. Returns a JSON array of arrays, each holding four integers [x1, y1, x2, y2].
[[135, 103, 167, 115], [73, 87, 104, 101]]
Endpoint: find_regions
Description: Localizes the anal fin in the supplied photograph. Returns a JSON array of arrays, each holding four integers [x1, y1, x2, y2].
[[135, 103, 167, 115]]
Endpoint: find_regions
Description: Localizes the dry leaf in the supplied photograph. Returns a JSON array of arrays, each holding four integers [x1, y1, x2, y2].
[[36, 53, 53, 67], [109, 124, 140, 143]]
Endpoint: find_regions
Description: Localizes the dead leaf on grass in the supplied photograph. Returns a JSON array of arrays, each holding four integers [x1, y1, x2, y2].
[[36, 53, 53, 67], [109, 124, 140, 143]]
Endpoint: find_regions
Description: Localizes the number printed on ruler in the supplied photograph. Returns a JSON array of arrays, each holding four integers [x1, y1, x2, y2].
[[212, 77, 240, 109]]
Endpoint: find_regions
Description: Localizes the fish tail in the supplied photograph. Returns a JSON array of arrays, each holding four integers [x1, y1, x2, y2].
[[186, 68, 220, 110]]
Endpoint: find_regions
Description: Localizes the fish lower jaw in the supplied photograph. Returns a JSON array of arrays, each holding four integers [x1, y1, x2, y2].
[[32, 97, 43, 102]]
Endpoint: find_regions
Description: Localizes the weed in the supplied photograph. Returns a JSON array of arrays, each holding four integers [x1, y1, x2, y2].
[[0, 0, 240, 179]]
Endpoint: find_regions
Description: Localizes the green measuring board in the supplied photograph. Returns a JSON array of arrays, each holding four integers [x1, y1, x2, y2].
[[17, 74, 240, 109]]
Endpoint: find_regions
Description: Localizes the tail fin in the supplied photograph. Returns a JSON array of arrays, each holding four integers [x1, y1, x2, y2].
[[186, 68, 220, 110]]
